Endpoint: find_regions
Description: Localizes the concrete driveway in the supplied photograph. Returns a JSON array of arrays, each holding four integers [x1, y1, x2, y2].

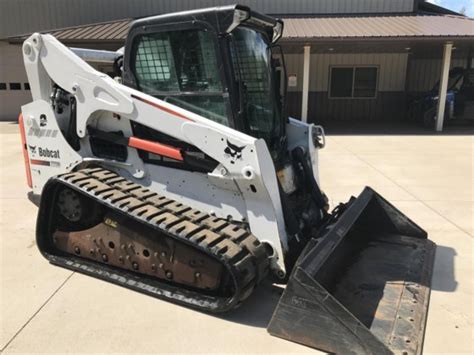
[[0, 122, 472, 354]]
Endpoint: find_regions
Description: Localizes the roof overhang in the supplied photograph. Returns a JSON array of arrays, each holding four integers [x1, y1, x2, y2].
[[4, 14, 474, 56], [281, 15, 474, 41], [280, 14, 474, 56]]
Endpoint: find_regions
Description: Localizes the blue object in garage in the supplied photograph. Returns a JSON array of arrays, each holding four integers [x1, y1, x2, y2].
[[408, 67, 474, 127]]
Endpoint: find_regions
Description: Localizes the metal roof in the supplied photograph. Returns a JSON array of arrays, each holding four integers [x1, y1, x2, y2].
[[282, 15, 474, 40], [45, 19, 131, 41], [6, 14, 474, 43]]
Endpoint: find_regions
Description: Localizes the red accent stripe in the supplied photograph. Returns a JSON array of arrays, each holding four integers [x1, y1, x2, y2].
[[128, 137, 183, 161], [131, 94, 194, 122], [18, 113, 33, 188], [30, 159, 51, 166]]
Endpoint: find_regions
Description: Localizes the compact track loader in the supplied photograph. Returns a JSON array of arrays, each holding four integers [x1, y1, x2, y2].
[[20, 5, 435, 354]]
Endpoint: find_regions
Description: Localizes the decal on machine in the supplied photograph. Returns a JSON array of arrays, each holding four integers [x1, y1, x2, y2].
[[28, 145, 61, 167], [224, 140, 246, 164], [28, 127, 59, 138], [29, 146, 60, 159], [39, 147, 60, 159], [28, 145, 37, 155], [30, 159, 60, 167], [39, 114, 47, 127]]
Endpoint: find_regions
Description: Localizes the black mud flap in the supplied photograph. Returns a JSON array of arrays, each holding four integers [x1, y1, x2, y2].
[[268, 187, 436, 355]]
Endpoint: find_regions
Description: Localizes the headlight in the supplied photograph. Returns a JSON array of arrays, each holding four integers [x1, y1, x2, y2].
[[227, 9, 250, 32], [273, 21, 283, 43], [312, 125, 326, 149]]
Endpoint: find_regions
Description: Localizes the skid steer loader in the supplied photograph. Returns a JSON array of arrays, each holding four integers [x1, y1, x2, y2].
[[20, 5, 435, 354]]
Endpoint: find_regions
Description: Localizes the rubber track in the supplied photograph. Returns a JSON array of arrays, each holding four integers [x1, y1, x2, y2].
[[56, 167, 269, 310]]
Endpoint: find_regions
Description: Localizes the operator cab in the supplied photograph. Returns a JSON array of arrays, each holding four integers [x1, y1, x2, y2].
[[122, 5, 287, 160]]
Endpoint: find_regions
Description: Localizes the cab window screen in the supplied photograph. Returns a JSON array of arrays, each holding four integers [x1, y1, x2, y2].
[[132, 30, 228, 125], [134, 36, 177, 90], [230, 27, 282, 145]]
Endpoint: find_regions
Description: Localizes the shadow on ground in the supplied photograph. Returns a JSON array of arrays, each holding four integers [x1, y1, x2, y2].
[[217, 281, 284, 328], [432, 245, 458, 293], [216, 244, 457, 329]]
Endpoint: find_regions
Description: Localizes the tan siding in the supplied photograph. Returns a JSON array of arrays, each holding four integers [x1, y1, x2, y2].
[[303, 53, 408, 92], [0, 43, 31, 120], [407, 58, 469, 92], [285, 52, 409, 122], [0, 0, 415, 38], [285, 54, 304, 92]]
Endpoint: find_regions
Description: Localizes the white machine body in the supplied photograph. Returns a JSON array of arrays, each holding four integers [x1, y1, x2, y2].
[[21, 33, 325, 277]]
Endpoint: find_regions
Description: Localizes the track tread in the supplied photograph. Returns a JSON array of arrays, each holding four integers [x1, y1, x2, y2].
[[55, 168, 270, 310]]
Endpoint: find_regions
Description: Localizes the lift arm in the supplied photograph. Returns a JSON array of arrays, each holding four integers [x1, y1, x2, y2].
[[22, 33, 289, 276]]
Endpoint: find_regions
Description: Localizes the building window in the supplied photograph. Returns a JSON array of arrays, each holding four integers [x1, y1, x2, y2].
[[9, 83, 22, 90], [329, 66, 378, 98], [0, 83, 6, 90], [330, 68, 353, 98], [24, 83, 30, 90]]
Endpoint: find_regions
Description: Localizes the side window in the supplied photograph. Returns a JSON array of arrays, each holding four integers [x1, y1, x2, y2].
[[134, 35, 177, 91], [132, 30, 229, 125], [329, 67, 378, 99], [230, 27, 281, 142]]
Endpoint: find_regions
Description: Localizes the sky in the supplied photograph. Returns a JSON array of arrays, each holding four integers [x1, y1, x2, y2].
[[427, 0, 474, 16]]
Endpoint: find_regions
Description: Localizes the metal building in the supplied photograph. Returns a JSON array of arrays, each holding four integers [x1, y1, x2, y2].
[[1, 0, 473, 131]]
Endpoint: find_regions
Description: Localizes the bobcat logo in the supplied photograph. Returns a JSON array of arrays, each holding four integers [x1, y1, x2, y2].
[[224, 140, 246, 164], [29, 145, 37, 155], [39, 114, 47, 127]]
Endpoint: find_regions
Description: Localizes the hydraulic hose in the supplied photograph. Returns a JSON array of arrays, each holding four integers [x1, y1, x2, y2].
[[292, 146, 328, 211]]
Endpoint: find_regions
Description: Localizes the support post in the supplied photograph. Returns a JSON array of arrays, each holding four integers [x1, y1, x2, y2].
[[301, 45, 311, 122], [435, 42, 453, 132]]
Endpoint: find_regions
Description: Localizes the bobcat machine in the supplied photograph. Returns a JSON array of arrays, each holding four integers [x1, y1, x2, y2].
[[20, 5, 436, 354]]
